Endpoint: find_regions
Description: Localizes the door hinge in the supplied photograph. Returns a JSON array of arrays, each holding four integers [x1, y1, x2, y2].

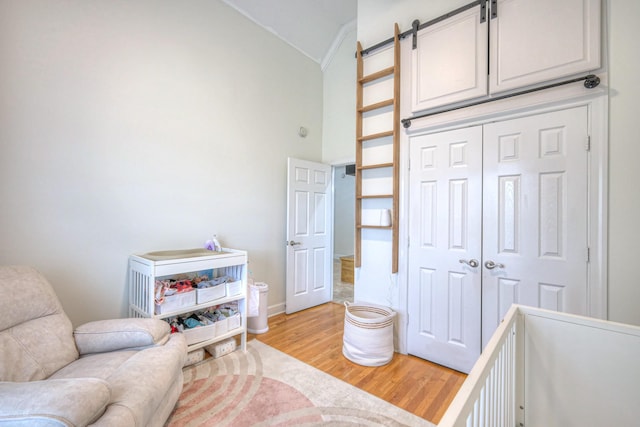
[[491, 0, 498, 19], [586, 247, 591, 263], [480, 0, 487, 23], [586, 135, 591, 151]]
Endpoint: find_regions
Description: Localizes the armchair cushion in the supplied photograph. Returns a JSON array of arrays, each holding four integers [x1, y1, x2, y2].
[[0, 266, 78, 382], [74, 318, 170, 355], [0, 378, 110, 426]]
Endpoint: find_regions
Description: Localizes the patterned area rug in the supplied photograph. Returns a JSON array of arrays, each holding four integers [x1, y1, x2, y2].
[[166, 340, 435, 426]]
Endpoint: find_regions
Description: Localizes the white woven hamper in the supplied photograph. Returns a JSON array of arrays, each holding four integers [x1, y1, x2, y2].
[[342, 302, 396, 366]]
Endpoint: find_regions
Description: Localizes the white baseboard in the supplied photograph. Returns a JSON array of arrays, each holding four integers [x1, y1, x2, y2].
[[267, 302, 285, 317]]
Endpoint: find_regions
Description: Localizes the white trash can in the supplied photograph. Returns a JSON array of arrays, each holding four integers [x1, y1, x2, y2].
[[247, 282, 269, 334], [342, 301, 395, 366]]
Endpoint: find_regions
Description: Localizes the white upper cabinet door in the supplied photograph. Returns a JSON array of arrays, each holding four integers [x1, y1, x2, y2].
[[411, 5, 488, 113], [489, 0, 601, 93]]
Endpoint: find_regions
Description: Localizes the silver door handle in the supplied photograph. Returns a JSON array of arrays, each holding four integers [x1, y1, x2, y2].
[[459, 259, 479, 268], [287, 240, 301, 246], [484, 260, 505, 270]]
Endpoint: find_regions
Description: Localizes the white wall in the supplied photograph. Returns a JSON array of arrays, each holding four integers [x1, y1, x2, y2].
[[0, 0, 323, 325], [357, 0, 467, 48], [356, 0, 640, 327], [322, 21, 356, 263], [607, 0, 640, 326], [322, 23, 357, 164]]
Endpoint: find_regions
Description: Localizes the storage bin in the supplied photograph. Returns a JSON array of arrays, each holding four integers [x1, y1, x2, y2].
[[215, 317, 228, 336], [184, 348, 205, 366], [155, 290, 196, 315], [342, 302, 396, 366], [227, 313, 241, 331], [226, 280, 243, 296], [183, 322, 216, 345], [205, 338, 236, 359], [196, 283, 226, 304]]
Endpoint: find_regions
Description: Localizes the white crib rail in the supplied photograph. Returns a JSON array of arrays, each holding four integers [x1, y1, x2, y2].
[[439, 305, 522, 427]]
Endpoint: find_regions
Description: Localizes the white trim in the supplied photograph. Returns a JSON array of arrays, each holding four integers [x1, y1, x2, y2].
[[329, 156, 356, 167], [403, 73, 609, 135], [222, 1, 356, 70], [586, 95, 608, 320], [268, 302, 285, 317], [220, 0, 321, 64], [321, 20, 357, 71]]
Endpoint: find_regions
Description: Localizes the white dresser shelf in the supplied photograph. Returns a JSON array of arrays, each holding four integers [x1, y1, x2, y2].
[[128, 248, 248, 352]]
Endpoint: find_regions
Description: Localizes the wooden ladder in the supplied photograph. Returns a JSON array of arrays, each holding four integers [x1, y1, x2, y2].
[[355, 24, 400, 274]]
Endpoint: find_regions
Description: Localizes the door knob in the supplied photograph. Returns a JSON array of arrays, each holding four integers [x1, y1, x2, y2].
[[287, 240, 301, 246], [459, 259, 479, 268], [484, 260, 505, 270]]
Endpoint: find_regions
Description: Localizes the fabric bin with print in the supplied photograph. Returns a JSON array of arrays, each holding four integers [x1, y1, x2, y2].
[[204, 338, 236, 359], [183, 323, 217, 345], [196, 282, 226, 304], [226, 280, 243, 296], [184, 348, 205, 366], [154, 290, 196, 315]]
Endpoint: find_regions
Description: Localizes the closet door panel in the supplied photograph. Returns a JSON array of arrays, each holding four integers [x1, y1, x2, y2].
[[407, 126, 483, 374], [489, 0, 601, 93], [482, 106, 589, 347], [411, 6, 488, 113]]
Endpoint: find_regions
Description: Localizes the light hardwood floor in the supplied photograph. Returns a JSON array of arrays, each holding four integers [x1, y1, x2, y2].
[[249, 302, 466, 424]]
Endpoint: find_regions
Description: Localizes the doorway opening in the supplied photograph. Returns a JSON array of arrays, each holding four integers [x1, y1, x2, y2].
[[332, 164, 355, 304]]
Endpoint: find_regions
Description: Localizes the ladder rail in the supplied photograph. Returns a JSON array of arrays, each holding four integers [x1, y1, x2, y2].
[[355, 41, 364, 270], [355, 24, 401, 274], [392, 23, 400, 274]]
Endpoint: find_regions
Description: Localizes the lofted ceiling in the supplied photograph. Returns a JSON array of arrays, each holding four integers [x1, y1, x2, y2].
[[221, 0, 357, 69]]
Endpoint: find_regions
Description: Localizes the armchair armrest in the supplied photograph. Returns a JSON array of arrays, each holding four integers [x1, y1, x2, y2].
[[74, 318, 170, 355], [0, 378, 110, 426]]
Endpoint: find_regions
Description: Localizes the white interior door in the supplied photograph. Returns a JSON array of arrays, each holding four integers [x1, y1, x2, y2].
[[407, 126, 483, 373], [481, 106, 589, 347], [286, 158, 333, 314]]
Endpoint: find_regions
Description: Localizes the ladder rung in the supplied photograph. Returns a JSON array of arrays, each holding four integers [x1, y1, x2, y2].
[[358, 130, 394, 142], [360, 66, 395, 84], [357, 194, 393, 200], [359, 162, 393, 170], [359, 99, 394, 113], [357, 225, 393, 230]]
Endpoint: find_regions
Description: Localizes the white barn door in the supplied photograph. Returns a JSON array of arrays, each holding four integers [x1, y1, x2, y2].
[[285, 158, 333, 314]]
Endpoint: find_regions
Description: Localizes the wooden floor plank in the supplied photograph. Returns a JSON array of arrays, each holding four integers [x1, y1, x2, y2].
[[250, 302, 466, 424]]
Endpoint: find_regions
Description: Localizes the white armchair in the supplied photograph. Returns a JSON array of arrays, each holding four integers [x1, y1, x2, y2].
[[0, 265, 187, 426]]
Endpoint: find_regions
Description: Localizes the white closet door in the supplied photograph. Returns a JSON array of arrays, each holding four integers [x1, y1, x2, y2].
[[481, 106, 589, 347], [407, 126, 483, 373], [407, 106, 590, 369], [411, 5, 488, 113], [489, 0, 601, 93]]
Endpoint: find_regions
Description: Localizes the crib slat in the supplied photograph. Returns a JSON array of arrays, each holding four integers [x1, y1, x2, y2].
[[439, 305, 520, 427]]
